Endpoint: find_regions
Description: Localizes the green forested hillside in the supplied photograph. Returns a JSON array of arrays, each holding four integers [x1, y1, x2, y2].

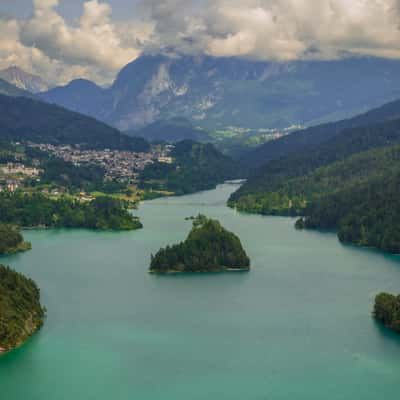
[[40, 158, 106, 191], [296, 172, 400, 253], [0, 94, 149, 151], [231, 144, 400, 216], [230, 116, 400, 210], [0, 193, 142, 231], [229, 112, 400, 253], [0, 265, 45, 352], [140, 140, 238, 195], [240, 98, 400, 171]]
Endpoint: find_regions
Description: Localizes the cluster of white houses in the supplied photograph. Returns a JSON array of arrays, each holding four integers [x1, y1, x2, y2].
[[0, 163, 41, 177], [0, 143, 175, 192], [29, 143, 174, 181], [0, 163, 41, 192]]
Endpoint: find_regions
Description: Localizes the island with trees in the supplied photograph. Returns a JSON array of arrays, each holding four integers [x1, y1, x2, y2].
[[0, 265, 46, 354], [149, 215, 250, 273], [0, 224, 31, 255], [374, 293, 400, 334]]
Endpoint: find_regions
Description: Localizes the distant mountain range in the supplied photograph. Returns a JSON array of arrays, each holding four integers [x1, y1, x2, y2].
[[39, 55, 400, 133], [0, 66, 50, 93]]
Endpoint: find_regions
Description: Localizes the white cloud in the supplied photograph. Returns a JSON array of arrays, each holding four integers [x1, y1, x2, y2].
[[1, 0, 400, 85], [20, 0, 145, 78], [143, 0, 400, 61], [0, 0, 151, 85]]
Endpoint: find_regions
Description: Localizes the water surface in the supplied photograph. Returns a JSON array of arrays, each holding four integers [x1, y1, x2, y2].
[[1, 183, 400, 399]]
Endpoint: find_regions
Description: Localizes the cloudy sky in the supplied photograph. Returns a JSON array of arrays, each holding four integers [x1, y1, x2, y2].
[[1, 0, 400, 85]]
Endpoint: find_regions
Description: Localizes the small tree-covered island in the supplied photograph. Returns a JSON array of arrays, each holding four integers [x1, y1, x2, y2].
[[374, 293, 400, 334], [0, 265, 46, 354], [149, 215, 250, 274]]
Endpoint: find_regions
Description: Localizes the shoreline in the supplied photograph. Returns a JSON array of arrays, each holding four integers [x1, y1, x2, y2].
[[21, 225, 142, 232], [1, 241, 32, 255], [0, 319, 44, 356], [149, 266, 250, 274]]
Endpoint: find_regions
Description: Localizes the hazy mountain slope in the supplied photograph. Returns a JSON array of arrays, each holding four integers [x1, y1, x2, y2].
[[40, 55, 400, 131], [131, 117, 209, 142], [38, 79, 110, 120], [240, 97, 400, 171], [0, 78, 34, 98], [0, 66, 49, 93], [0, 94, 148, 151]]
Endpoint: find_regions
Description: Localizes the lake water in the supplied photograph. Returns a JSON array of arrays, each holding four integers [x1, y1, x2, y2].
[[1, 183, 400, 399]]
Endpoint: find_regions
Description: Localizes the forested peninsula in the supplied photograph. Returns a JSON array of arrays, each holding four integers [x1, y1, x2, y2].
[[0, 224, 31, 255], [150, 215, 250, 273], [0, 265, 45, 353], [0, 192, 142, 231]]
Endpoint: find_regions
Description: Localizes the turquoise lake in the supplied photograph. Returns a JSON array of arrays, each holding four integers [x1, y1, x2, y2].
[[1, 183, 400, 399]]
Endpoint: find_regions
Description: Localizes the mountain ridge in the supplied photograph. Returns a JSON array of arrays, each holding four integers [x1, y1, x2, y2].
[[239, 97, 400, 171], [0, 78, 34, 98], [0, 66, 49, 93], [40, 55, 400, 132], [0, 93, 149, 151]]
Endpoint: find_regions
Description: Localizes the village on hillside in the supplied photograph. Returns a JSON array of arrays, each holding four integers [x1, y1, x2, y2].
[[0, 143, 174, 193]]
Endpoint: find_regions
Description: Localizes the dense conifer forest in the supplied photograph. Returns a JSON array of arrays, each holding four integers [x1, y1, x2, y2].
[[0, 265, 45, 352], [229, 111, 400, 253], [0, 193, 142, 231], [231, 116, 400, 207], [296, 171, 400, 253], [40, 158, 106, 191], [374, 293, 400, 333], [0, 224, 31, 255], [140, 140, 238, 195]]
